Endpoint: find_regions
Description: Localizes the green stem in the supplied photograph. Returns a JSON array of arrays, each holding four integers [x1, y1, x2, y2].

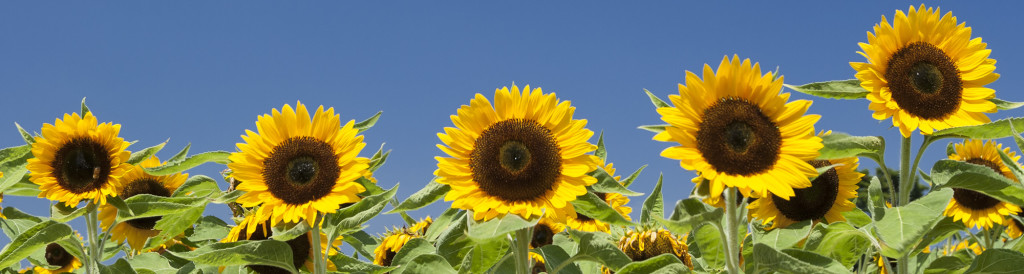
[[85, 202, 99, 274], [722, 187, 741, 274], [870, 155, 898, 206], [904, 136, 933, 205], [898, 135, 912, 274], [513, 227, 532, 274], [312, 213, 326, 274]]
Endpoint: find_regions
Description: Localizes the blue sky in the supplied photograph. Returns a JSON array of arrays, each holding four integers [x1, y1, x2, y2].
[[2, 1, 1023, 252]]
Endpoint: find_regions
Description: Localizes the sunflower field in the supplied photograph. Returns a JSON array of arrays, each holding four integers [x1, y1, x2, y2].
[[3, 4, 1024, 274]]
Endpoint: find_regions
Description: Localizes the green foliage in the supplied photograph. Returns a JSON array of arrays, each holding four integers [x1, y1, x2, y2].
[[567, 229, 633, 271], [571, 192, 634, 227], [990, 98, 1024, 110], [615, 254, 690, 274], [0, 220, 73, 269], [466, 214, 537, 241], [389, 238, 436, 272], [167, 240, 298, 273], [330, 253, 397, 274], [457, 238, 509, 274], [126, 141, 166, 165], [750, 244, 851, 274], [689, 224, 726, 271], [802, 222, 872, 269], [401, 254, 457, 274], [657, 198, 723, 235], [143, 150, 230, 176], [874, 189, 954, 257], [783, 79, 868, 100], [931, 159, 1024, 207], [536, 244, 582, 274], [355, 111, 383, 134], [640, 174, 665, 226], [962, 249, 1024, 273], [389, 178, 450, 214], [754, 220, 812, 250], [817, 133, 884, 160], [930, 117, 1024, 140], [324, 184, 399, 240], [588, 166, 643, 196]]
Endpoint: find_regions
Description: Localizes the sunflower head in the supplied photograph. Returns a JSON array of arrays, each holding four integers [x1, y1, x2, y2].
[[617, 228, 692, 270], [229, 101, 372, 227], [655, 55, 822, 201], [944, 140, 1022, 229], [31, 243, 83, 274], [374, 229, 418, 267], [851, 5, 999, 137], [98, 156, 187, 253], [530, 252, 546, 274], [749, 155, 863, 229], [1007, 212, 1024, 239], [27, 112, 132, 206], [435, 84, 600, 221], [530, 214, 566, 249]]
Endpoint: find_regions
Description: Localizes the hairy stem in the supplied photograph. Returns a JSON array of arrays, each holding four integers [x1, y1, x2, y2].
[[723, 187, 741, 274], [513, 227, 532, 274], [312, 213, 326, 274]]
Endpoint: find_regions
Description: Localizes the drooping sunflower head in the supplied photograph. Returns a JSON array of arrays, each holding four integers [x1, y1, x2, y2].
[[27, 112, 132, 206], [435, 84, 600, 221], [98, 156, 187, 253], [530, 214, 566, 249], [374, 229, 418, 267], [944, 139, 1022, 229], [229, 101, 372, 227], [851, 5, 999, 137], [617, 228, 692, 270], [222, 215, 339, 273], [32, 243, 83, 274], [749, 156, 863, 229], [655, 55, 822, 200]]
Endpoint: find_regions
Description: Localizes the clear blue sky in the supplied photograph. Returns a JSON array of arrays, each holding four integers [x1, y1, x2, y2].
[[2, 1, 1023, 251]]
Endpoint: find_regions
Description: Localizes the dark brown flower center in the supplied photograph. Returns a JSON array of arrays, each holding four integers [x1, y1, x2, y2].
[[771, 160, 840, 222], [45, 243, 73, 268], [696, 99, 781, 176], [884, 41, 962, 119], [532, 259, 546, 274], [52, 137, 112, 195], [263, 136, 340, 205], [470, 119, 561, 202], [121, 178, 172, 230], [531, 223, 555, 248], [952, 158, 1004, 210]]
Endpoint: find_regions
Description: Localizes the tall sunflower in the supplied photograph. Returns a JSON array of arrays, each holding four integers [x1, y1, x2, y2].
[[229, 102, 372, 227], [223, 214, 340, 273], [943, 140, 1022, 229], [435, 85, 600, 221], [851, 5, 999, 137], [615, 228, 692, 270], [98, 156, 187, 253], [655, 55, 822, 200], [749, 156, 863, 229], [27, 112, 132, 206], [28, 243, 83, 274]]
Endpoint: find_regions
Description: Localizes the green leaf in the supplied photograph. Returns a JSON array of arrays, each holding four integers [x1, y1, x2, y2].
[[143, 206, 205, 251], [3, 180, 40, 197], [389, 238, 436, 272], [0, 207, 43, 240], [615, 253, 690, 274], [962, 249, 1024, 273], [127, 141, 167, 165], [355, 111, 383, 134], [388, 179, 450, 214], [931, 159, 1024, 207], [997, 144, 1024, 187], [644, 89, 670, 108], [589, 166, 642, 196], [595, 131, 607, 163], [688, 224, 725, 270], [167, 240, 297, 273], [126, 253, 177, 274], [435, 214, 473, 267], [172, 175, 223, 199], [466, 213, 538, 241], [15, 122, 35, 145], [924, 256, 969, 274], [840, 209, 871, 227], [912, 217, 966, 256], [0, 220, 73, 269], [783, 79, 867, 100], [457, 238, 509, 274], [620, 165, 645, 188], [874, 188, 954, 257], [867, 176, 886, 220], [571, 192, 634, 227], [399, 254, 457, 274], [324, 184, 398, 238], [807, 222, 872, 269], [817, 133, 884, 160], [143, 151, 230, 176], [330, 253, 397, 274], [931, 117, 1024, 140], [537, 244, 582, 274], [568, 229, 633, 271], [116, 194, 208, 223], [638, 124, 668, 134], [270, 220, 310, 242], [167, 144, 191, 164], [640, 174, 664, 226], [751, 244, 851, 274], [0, 145, 33, 193], [755, 220, 812, 250], [340, 230, 378, 260], [81, 97, 91, 116], [188, 216, 231, 243], [991, 98, 1024, 110], [426, 208, 464, 242], [98, 258, 137, 274], [657, 198, 723, 235], [50, 202, 89, 223]]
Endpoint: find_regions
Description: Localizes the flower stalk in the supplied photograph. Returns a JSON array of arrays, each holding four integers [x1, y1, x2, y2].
[[312, 213, 326, 274], [513, 227, 533, 274], [723, 187, 741, 274]]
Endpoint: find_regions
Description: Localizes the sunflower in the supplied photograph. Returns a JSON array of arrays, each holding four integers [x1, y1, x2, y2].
[[98, 156, 187, 253], [410, 216, 433, 235], [616, 228, 692, 270], [655, 55, 822, 201], [435, 84, 600, 221], [530, 214, 566, 249], [222, 214, 339, 273], [374, 230, 417, 267], [27, 112, 132, 206], [229, 101, 372, 227], [1006, 212, 1024, 238], [529, 252, 546, 274], [27, 243, 83, 274], [850, 5, 999, 137], [749, 131, 864, 229], [565, 160, 632, 233], [943, 140, 1022, 229], [0, 193, 5, 220]]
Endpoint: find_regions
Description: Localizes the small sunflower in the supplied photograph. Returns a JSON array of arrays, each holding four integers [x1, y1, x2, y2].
[[29, 243, 83, 274], [566, 161, 632, 233], [749, 134, 864, 229], [1006, 212, 1024, 238], [374, 230, 418, 267], [655, 55, 823, 201], [222, 215, 339, 273], [529, 252, 546, 274], [435, 84, 600, 221], [616, 228, 692, 270], [530, 214, 566, 249], [943, 140, 1022, 229], [851, 5, 999, 137], [229, 101, 372, 227], [409, 216, 433, 235], [27, 112, 132, 206], [1, 193, 6, 220], [98, 156, 187, 253]]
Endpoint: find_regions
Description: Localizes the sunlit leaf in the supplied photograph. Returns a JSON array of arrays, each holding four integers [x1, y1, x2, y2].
[[143, 206, 204, 251], [805, 222, 871, 269], [50, 202, 88, 223], [588, 167, 642, 196], [638, 125, 668, 134], [816, 133, 884, 160], [750, 244, 851, 274], [783, 79, 868, 100], [466, 213, 538, 241], [324, 184, 398, 239], [571, 192, 634, 227], [640, 174, 664, 226], [15, 122, 35, 145], [355, 111, 383, 134], [0, 220, 73, 269], [595, 132, 607, 163], [98, 258, 136, 274], [457, 238, 509, 274], [116, 194, 208, 223], [657, 198, 723, 235], [930, 117, 1024, 140], [389, 238, 435, 273], [167, 240, 297, 273], [143, 151, 230, 176], [874, 189, 954, 257], [911, 217, 965, 257], [567, 229, 632, 271], [962, 249, 1024, 273], [537, 244, 581, 274], [923, 256, 969, 274], [840, 209, 871, 227], [388, 179, 449, 214], [688, 224, 725, 270], [615, 253, 689, 274], [400, 254, 457, 274], [330, 253, 396, 274], [620, 165, 645, 188], [188, 216, 231, 243], [931, 159, 1024, 207], [991, 98, 1024, 110], [644, 89, 670, 109], [126, 252, 177, 274], [127, 141, 167, 165], [754, 220, 812, 250]]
